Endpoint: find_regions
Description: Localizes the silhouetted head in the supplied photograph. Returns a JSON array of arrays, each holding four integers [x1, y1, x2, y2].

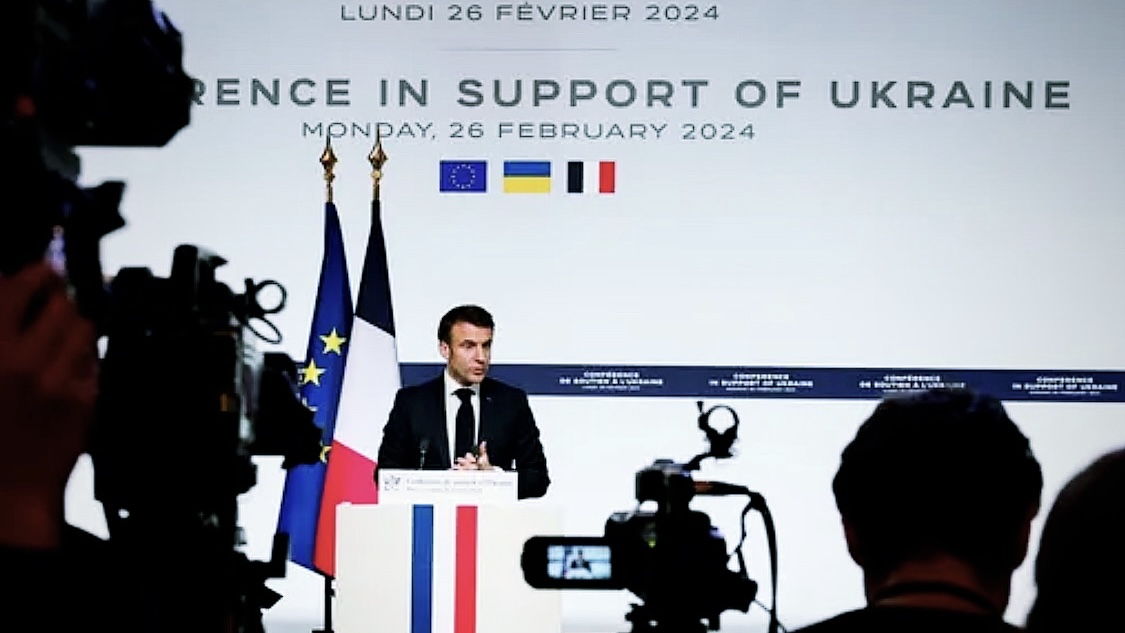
[[833, 388, 1043, 585], [1026, 447, 1125, 632]]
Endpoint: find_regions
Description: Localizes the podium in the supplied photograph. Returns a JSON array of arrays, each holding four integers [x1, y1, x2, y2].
[[336, 469, 563, 633]]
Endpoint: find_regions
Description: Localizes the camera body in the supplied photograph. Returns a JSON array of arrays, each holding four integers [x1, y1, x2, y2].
[[1, 0, 194, 277], [88, 245, 322, 632], [93, 245, 322, 516], [523, 404, 763, 633]]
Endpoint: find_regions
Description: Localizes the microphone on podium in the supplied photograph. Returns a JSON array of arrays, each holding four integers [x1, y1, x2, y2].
[[418, 438, 429, 470]]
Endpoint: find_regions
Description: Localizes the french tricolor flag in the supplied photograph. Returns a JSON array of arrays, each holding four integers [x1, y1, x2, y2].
[[313, 195, 400, 575], [566, 160, 616, 194]]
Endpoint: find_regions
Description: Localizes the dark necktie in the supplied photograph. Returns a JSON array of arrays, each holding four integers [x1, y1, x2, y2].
[[453, 387, 475, 460]]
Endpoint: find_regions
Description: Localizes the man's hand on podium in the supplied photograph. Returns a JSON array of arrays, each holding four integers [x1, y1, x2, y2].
[[453, 441, 499, 471]]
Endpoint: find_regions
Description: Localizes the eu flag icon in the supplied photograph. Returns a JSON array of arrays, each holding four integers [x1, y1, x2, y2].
[[440, 160, 488, 193]]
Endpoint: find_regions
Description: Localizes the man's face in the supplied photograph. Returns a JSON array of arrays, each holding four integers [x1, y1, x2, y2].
[[441, 321, 492, 385]]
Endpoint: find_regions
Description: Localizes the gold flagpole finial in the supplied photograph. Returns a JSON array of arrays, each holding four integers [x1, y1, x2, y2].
[[368, 132, 388, 202], [320, 138, 338, 203]]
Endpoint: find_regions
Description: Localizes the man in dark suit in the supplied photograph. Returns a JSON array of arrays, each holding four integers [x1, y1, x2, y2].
[[376, 305, 550, 499]]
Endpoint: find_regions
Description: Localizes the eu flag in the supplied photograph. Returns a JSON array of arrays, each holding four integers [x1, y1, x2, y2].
[[440, 160, 488, 192], [277, 201, 353, 573]]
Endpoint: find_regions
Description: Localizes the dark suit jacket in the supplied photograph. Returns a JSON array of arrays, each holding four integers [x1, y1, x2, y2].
[[375, 376, 550, 499]]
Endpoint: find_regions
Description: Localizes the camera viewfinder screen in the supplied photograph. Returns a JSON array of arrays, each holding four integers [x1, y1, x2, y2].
[[547, 545, 611, 580]]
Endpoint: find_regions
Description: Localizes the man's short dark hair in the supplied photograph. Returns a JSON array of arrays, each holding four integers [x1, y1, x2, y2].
[[832, 388, 1043, 580], [438, 305, 495, 344]]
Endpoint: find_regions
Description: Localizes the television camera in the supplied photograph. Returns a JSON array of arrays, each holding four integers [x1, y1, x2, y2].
[[522, 401, 781, 633], [2, 2, 322, 631]]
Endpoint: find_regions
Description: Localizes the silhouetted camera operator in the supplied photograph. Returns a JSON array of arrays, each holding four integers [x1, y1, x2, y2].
[[2, 3, 322, 631]]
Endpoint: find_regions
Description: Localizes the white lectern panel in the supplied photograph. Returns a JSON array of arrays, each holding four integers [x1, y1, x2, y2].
[[337, 501, 562, 633]]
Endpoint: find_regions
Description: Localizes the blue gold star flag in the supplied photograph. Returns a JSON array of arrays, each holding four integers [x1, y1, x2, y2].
[[277, 201, 354, 573], [440, 160, 488, 192]]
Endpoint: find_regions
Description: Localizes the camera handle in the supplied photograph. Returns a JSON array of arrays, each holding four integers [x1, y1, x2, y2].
[[684, 401, 740, 472], [240, 278, 287, 344]]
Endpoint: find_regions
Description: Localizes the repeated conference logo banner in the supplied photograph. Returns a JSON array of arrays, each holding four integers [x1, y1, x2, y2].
[[400, 363, 1125, 403]]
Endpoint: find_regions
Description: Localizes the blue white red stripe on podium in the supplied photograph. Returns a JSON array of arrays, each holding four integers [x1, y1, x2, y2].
[[410, 505, 479, 633]]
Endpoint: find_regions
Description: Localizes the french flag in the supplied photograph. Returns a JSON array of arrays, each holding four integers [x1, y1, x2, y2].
[[313, 195, 401, 575]]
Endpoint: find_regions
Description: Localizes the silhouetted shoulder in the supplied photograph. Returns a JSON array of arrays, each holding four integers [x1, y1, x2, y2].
[[795, 608, 1022, 633]]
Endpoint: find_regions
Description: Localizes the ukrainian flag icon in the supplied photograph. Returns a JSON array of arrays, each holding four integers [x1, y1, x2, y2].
[[502, 160, 551, 193]]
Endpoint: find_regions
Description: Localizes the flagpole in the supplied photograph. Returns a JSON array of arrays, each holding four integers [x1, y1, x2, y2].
[[369, 130, 387, 202], [317, 569, 334, 633], [321, 138, 338, 203], [315, 137, 338, 633]]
